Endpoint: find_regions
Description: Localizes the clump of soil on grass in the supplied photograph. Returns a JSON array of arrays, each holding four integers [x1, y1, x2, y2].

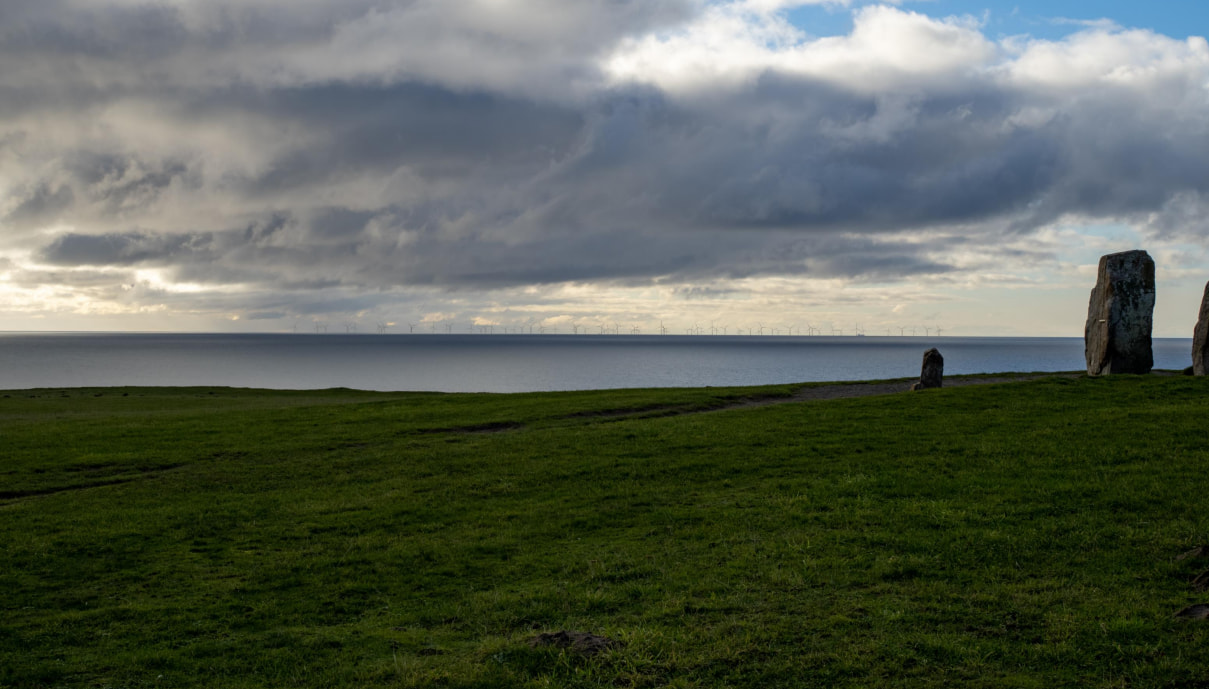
[[1191, 570, 1209, 592], [1177, 546, 1209, 561], [528, 630, 622, 656], [1174, 604, 1209, 620]]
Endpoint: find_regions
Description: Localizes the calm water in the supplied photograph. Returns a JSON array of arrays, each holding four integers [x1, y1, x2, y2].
[[0, 333, 1195, 393]]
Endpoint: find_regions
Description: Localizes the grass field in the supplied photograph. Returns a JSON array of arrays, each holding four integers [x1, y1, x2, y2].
[[5, 375, 1209, 688]]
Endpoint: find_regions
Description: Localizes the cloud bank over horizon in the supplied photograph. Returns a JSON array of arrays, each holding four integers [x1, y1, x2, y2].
[[2, 0, 1209, 334]]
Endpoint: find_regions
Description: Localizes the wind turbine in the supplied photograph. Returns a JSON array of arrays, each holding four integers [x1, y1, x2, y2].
[[659, 320, 668, 335], [935, 326, 944, 337], [408, 323, 418, 334]]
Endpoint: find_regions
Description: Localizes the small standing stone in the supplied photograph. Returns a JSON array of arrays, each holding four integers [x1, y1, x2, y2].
[[910, 348, 944, 391], [1192, 282, 1209, 375], [1084, 250, 1155, 375]]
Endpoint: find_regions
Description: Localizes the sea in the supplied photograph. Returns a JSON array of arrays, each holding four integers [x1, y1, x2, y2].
[[0, 333, 1196, 393]]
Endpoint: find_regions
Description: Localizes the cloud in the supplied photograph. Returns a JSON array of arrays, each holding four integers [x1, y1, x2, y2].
[[0, 0, 694, 99], [1, 1, 1209, 326], [38, 232, 204, 266], [605, 5, 996, 94]]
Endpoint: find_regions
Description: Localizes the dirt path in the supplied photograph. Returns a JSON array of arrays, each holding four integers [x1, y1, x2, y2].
[[723, 372, 1085, 411], [455, 371, 1165, 433]]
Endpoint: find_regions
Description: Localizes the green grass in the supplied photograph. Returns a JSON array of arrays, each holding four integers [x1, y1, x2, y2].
[[4, 376, 1209, 688]]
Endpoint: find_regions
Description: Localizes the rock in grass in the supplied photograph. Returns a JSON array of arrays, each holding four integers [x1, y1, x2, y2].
[[1193, 282, 1209, 375], [1174, 604, 1209, 620], [909, 348, 944, 391], [528, 630, 621, 656], [1084, 250, 1155, 375]]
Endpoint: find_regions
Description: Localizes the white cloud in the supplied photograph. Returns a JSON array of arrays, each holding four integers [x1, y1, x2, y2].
[[606, 5, 995, 94], [736, 0, 854, 12], [1005, 28, 1209, 89]]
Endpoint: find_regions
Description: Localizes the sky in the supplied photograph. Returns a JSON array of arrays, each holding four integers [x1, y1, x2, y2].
[[2, 0, 1209, 337]]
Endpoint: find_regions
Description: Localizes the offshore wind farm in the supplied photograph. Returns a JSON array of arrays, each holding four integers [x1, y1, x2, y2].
[[302, 319, 938, 338]]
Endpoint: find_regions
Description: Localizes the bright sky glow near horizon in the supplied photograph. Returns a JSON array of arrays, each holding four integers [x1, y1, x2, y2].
[[2, 0, 1209, 336]]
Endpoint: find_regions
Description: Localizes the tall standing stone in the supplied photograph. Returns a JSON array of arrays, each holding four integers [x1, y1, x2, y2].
[[910, 348, 944, 390], [1084, 250, 1155, 375], [1192, 282, 1209, 375]]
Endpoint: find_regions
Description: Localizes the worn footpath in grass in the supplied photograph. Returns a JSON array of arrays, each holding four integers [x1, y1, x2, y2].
[[4, 376, 1209, 688]]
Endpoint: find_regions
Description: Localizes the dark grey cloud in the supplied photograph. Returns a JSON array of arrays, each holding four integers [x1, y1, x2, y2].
[[243, 83, 585, 193], [40, 232, 211, 267], [0, 0, 694, 96], [6, 182, 75, 227], [8, 267, 131, 289], [2, 1, 1209, 321]]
